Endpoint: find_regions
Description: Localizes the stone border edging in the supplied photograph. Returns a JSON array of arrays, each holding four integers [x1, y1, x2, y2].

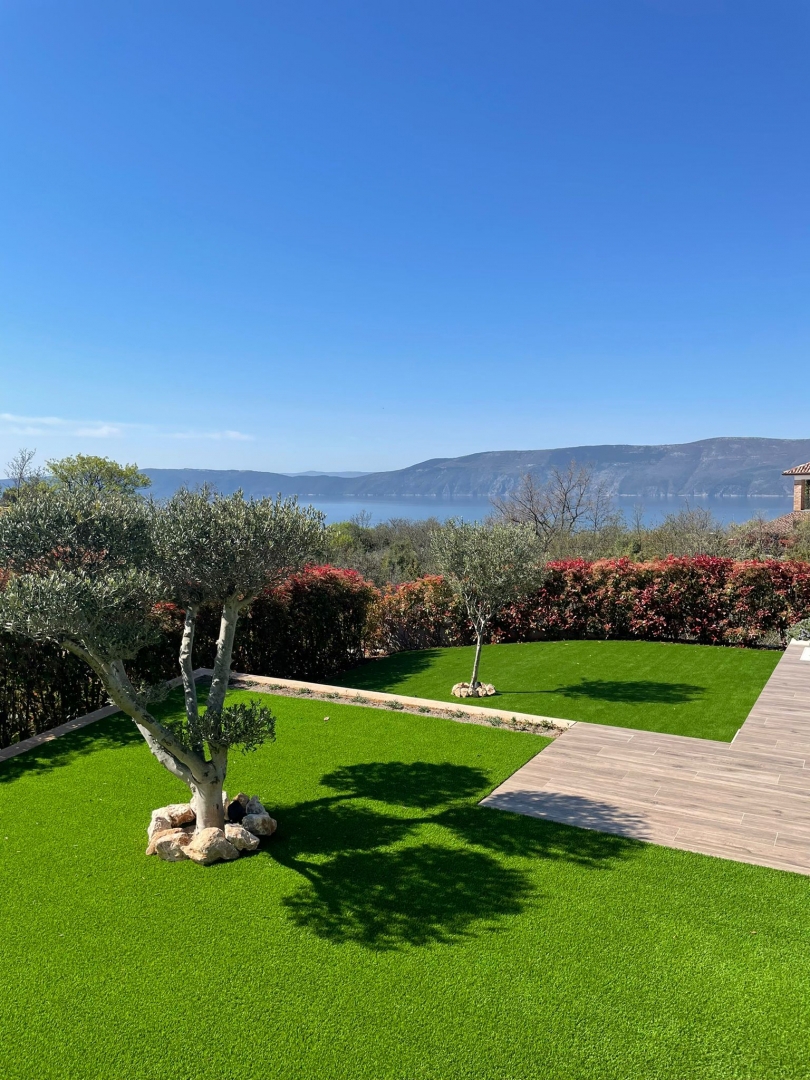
[[0, 670, 207, 765], [0, 704, 121, 764], [0, 667, 573, 765], [221, 670, 574, 734]]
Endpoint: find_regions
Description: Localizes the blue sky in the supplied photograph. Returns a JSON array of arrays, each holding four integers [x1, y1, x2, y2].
[[1, 1, 808, 472]]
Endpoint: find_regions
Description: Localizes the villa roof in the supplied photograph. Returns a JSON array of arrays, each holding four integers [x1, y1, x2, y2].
[[783, 462, 810, 476]]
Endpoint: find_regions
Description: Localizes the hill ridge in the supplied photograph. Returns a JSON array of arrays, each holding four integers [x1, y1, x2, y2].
[[139, 437, 810, 500]]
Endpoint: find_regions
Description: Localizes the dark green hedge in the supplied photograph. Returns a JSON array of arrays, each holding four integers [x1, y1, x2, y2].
[[0, 566, 376, 750]]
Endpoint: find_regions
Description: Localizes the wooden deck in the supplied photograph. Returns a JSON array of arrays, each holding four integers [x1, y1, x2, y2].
[[481, 641, 810, 875]]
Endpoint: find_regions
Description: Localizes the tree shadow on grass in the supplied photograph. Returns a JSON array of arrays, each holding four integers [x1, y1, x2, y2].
[[335, 649, 446, 691], [273, 763, 493, 859], [0, 715, 143, 785], [530, 679, 706, 705], [269, 760, 643, 950], [321, 761, 489, 809], [281, 842, 532, 949]]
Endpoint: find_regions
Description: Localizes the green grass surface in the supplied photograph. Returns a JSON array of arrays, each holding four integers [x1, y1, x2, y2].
[[2, 687, 810, 1079], [335, 639, 781, 740]]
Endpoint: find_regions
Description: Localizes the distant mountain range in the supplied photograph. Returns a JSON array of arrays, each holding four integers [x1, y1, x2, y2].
[[139, 438, 810, 500], [285, 471, 369, 478]]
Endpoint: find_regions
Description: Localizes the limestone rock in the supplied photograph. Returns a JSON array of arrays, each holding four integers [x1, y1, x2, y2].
[[147, 814, 172, 841], [243, 812, 277, 837], [451, 682, 497, 699], [225, 823, 260, 852], [184, 827, 240, 865], [146, 827, 173, 856], [147, 803, 195, 840], [152, 828, 194, 862], [246, 795, 266, 815], [146, 823, 194, 856], [234, 792, 250, 808]]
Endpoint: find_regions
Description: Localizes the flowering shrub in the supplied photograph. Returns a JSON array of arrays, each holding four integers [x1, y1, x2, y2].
[[373, 558, 810, 652], [194, 564, 377, 681], [366, 575, 471, 654]]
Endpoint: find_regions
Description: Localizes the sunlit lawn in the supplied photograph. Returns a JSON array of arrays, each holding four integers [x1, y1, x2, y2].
[[1, 684, 808, 1079]]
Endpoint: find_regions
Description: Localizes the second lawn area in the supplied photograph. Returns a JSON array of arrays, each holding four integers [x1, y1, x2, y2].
[[334, 639, 780, 741]]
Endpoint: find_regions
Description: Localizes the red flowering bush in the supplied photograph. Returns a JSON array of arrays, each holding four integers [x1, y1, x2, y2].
[[196, 564, 378, 681], [375, 558, 810, 652], [725, 560, 810, 645], [366, 575, 471, 654]]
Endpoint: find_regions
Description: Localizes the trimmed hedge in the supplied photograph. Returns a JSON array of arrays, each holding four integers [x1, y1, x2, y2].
[[0, 566, 375, 749], [196, 565, 376, 681], [0, 635, 107, 750], [368, 557, 810, 652], [366, 576, 469, 654]]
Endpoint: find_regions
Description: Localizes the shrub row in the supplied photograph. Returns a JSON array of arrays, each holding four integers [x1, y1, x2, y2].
[[367, 557, 810, 652], [0, 566, 376, 750], [5, 557, 810, 750]]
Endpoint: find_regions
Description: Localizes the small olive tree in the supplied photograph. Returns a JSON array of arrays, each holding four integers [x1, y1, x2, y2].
[[0, 485, 323, 834], [430, 520, 541, 691]]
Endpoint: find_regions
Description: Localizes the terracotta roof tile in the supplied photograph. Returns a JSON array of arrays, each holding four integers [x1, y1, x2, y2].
[[782, 462, 810, 476]]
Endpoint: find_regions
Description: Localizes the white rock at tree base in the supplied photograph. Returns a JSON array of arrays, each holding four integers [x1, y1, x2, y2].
[[225, 824, 260, 852], [147, 815, 172, 840], [146, 827, 176, 856], [152, 829, 194, 861], [147, 803, 195, 840], [451, 682, 497, 699], [184, 828, 240, 865], [243, 813, 277, 837], [234, 792, 250, 808], [246, 795, 267, 815]]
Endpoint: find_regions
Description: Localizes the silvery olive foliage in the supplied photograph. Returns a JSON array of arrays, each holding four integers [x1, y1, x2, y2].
[[152, 486, 324, 607], [0, 488, 159, 661], [0, 485, 153, 574], [0, 483, 324, 825], [163, 698, 277, 756], [0, 567, 162, 662], [430, 520, 541, 687]]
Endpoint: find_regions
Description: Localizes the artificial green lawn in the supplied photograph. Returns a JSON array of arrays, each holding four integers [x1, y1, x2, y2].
[[335, 639, 781, 741], [2, 688, 810, 1079]]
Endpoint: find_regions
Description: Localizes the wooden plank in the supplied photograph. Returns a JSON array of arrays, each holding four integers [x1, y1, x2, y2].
[[480, 643, 810, 875]]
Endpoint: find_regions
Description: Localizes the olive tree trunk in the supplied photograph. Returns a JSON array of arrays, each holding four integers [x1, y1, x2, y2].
[[469, 634, 484, 688], [63, 593, 249, 837], [189, 776, 227, 831]]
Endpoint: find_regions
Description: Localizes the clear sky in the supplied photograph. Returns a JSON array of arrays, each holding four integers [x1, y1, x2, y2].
[[1, 1, 808, 473]]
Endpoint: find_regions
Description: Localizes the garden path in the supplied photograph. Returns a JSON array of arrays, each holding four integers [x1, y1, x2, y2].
[[481, 640, 810, 875]]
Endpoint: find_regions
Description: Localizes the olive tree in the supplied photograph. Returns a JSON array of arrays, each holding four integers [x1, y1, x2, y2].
[[430, 520, 540, 692], [0, 485, 323, 834]]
